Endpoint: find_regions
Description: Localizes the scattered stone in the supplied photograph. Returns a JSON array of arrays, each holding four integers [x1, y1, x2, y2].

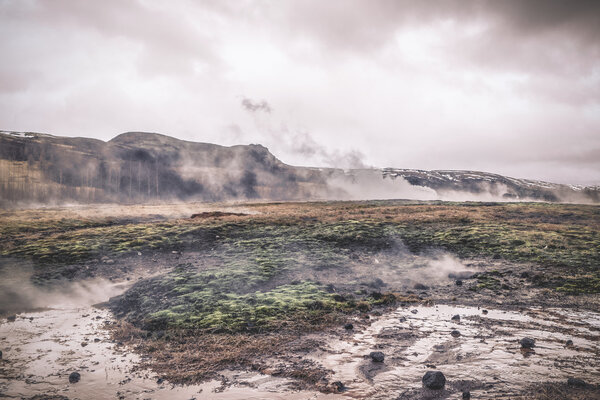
[[462, 391, 471, 399], [422, 370, 446, 390], [398, 316, 407, 323], [137, 252, 142, 256], [451, 314, 460, 321], [81, 342, 88, 347], [94, 338, 101, 342], [411, 309, 418, 314], [0, 349, 2, 359], [331, 381, 346, 392], [7, 315, 16, 322], [369, 351, 385, 363], [567, 377, 586, 387], [455, 280, 463, 286], [68, 372, 81, 384], [451, 330, 461, 338], [520, 337, 536, 349], [157, 378, 164, 384], [566, 339, 574, 347], [104, 259, 114, 264], [414, 283, 429, 290], [344, 323, 354, 330], [482, 309, 488, 315]]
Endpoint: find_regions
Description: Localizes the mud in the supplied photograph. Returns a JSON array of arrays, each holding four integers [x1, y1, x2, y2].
[[299, 304, 600, 399], [0, 292, 340, 399]]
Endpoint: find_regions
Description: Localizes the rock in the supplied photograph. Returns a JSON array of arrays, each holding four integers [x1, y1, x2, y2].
[[6, 314, 16, 322], [422, 370, 446, 390], [451, 314, 460, 321], [411, 309, 418, 314], [451, 330, 461, 338], [566, 339, 573, 346], [94, 338, 101, 342], [481, 309, 488, 315], [0, 349, 2, 359], [398, 316, 407, 323], [81, 342, 88, 347], [520, 337, 536, 349], [462, 391, 471, 399], [567, 377, 586, 387], [157, 378, 164, 384], [68, 371, 81, 384], [344, 323, 354, 330], [455, 280, 463, 286], [369, 351, 385, 362], [414, 283, 429, 290], [331, 381, 345, 392]]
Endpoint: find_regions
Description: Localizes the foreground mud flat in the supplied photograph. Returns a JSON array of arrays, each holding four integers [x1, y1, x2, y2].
[[1, 300, 598, 399], [1, 200, 600, 398]]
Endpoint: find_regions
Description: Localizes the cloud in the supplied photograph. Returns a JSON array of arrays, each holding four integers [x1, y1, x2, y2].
[[0, 0, 598, 184]]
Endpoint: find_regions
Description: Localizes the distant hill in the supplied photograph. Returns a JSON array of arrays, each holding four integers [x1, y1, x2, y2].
[[0, 130, 598, 206]]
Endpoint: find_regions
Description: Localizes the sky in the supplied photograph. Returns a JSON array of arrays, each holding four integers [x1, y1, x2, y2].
[[1, 0, 599, 185]]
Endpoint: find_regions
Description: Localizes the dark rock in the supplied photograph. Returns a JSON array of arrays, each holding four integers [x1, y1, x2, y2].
[[369, 351, 385, 362], [81, 342, 88, 347], [422, 370, 446, 390], [157, 378, 164, 384], [6, 314, 16, 322], [455, 280, 463, 286], [413, 283, 429, 290], [69, 371, 81, 384], [344, 323, 354, 330], [451, 314, 460, 321], [481, 309, 488, 315], [520, 337, 536, 349], [566, 339, 573, 346], [331, 381, 346, 392], [462, 391, 471, 399], [567, 377, 586, 387], [411, 309, 418, 314], [0, 349, 2, 359], [451, 330, 461, 338]]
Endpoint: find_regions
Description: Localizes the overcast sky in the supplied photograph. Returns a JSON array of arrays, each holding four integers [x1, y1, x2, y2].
[[1, 0, 599, 184]]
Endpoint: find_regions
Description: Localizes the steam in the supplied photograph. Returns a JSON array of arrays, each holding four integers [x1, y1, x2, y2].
[[241, 97, 272, 113], [0, 264, 126, 315]]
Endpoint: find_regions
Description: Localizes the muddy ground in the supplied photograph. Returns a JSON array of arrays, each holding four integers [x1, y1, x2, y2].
[[0, 200, 599, 399]]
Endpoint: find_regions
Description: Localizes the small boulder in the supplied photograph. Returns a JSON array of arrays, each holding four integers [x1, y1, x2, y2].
[[566, 339, 574, 347], [157, 378, 164, 384], [344, 323, 354, 330], [451, 314, 460, 321], [411, 309, 418, 314], [6, 314, 16, 322], [462, 391, 471, 399], [520, 337, 536, 349], [369, 351, 385, 363], [331, 381, 345, 392], [422, 370, 446, 390], [0, 349, 3, 359], [414, 283, 429, 290], [567, 377, 586, 387], [69, 372, 81, 384], [455, 280, 463, 286], [450, 330, 461, 338], [481, 309, 488, 315]]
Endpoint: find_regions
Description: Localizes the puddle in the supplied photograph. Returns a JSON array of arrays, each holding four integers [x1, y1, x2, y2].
[[307, 304, 600, 399]]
